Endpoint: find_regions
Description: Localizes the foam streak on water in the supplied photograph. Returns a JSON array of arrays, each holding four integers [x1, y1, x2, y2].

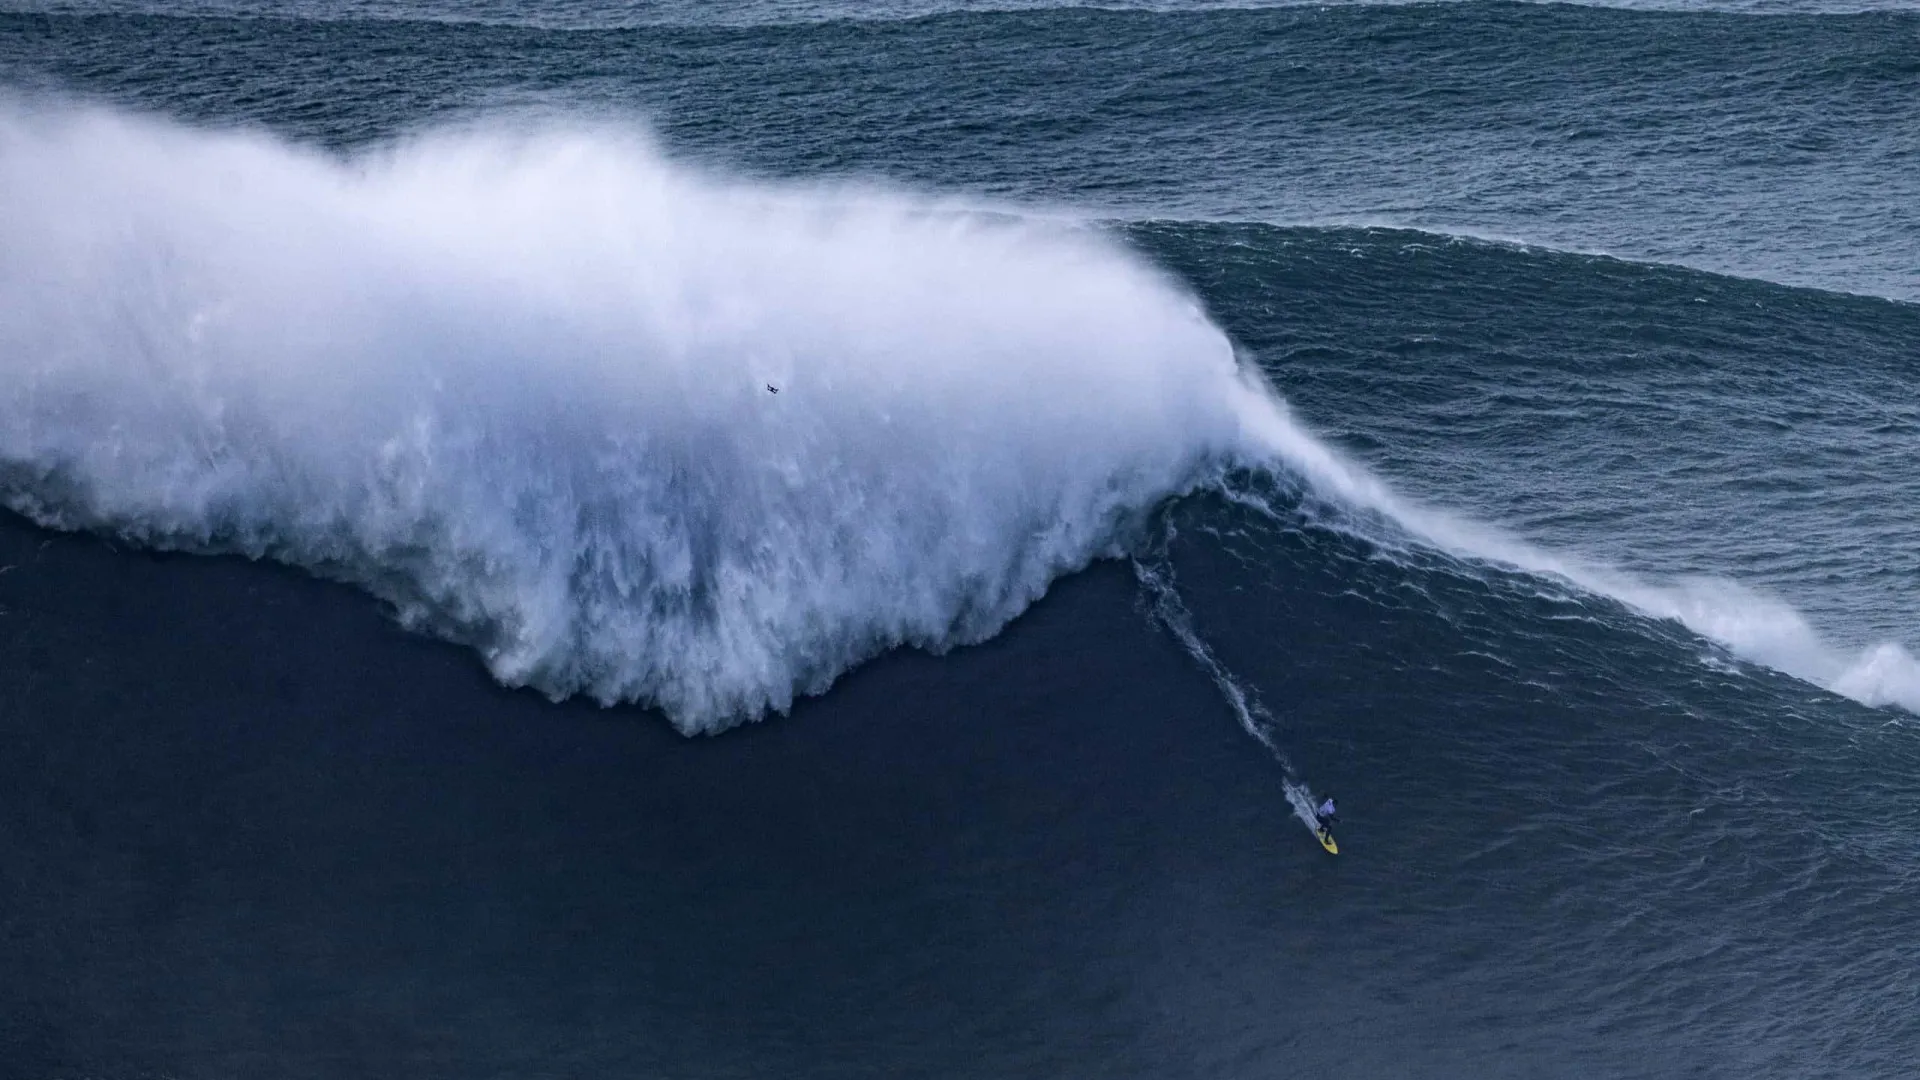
[[1133, 544, 1327, 832]]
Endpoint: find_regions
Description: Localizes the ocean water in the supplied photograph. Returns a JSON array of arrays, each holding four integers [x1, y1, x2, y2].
[[2, 2, 1917, 1076]]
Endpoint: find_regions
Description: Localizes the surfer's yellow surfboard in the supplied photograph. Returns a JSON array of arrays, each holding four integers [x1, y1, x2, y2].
[[1316, 828, 1338, 855]]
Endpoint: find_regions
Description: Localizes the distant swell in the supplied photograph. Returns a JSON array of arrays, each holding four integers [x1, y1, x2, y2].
[[0, 103, 1273, 731]]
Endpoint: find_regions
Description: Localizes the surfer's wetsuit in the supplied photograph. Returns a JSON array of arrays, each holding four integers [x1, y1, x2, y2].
[[1315, 798, 1338, 830]]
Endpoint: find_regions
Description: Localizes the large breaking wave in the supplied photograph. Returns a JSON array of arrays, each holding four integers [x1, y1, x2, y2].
[[2, 102, 1912, 732], [0, 103, 1276, 731]]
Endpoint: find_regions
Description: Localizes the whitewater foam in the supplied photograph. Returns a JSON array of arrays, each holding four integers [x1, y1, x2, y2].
[[0, 102, 1273, 732]]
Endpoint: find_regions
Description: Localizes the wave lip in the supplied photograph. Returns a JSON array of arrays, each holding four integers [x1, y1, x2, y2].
[[1228, 395, 1920, 716], [0, 104, 1273, 732]]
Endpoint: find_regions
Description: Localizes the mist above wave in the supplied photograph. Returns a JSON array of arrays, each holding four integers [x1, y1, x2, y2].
[[0, 103, 1273, 730]]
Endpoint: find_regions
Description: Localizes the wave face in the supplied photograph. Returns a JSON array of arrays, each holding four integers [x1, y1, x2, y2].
[[1136, 220, 1920, 713], [0, 105, 1273, 730]]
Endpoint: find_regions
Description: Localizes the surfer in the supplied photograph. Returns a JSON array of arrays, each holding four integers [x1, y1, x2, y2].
[[1315, 795, 1338, 830]]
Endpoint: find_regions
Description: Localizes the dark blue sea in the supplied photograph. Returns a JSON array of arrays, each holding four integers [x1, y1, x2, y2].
[[2, 2, 1918, 1075]]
